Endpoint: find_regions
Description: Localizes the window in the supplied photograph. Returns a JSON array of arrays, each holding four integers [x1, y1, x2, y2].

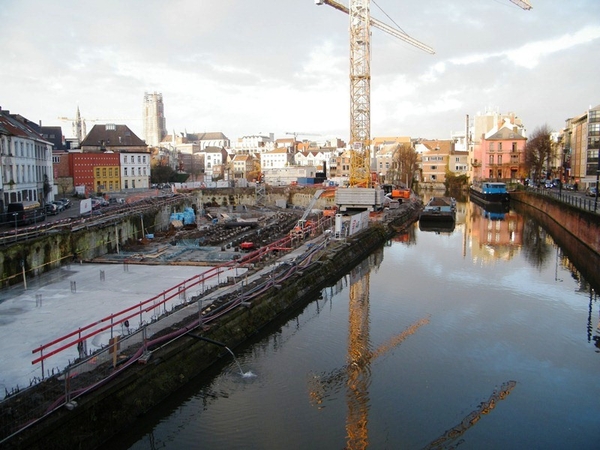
[[124, 156, 127, 163], [137, 156, 141, 163], [124, 168, 128, 176], [498, 142, 503, 151], [498, 155, 502, 165], [96, 168, 100, 177], [489, 155, 494, 164], [431, 165, 437, 170], [512, 142, 518, 152], [489, 143, 494, 151], [52, 156, 60, 163]]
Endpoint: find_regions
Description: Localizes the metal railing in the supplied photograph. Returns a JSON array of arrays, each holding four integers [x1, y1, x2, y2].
[[524, 186, 599, 214], [0, 194, 187, 246], [0, 221, 333, 444]]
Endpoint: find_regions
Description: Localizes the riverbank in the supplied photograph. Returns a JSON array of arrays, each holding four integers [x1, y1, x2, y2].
[[510, 192, 600, 289]]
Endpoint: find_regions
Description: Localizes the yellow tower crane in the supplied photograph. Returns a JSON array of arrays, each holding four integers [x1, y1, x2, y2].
[[315, 0, 531, 189], [315, 0, 434, 188]]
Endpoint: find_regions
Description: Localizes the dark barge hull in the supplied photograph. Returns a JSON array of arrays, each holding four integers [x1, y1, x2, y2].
[[419, 220, 455, 233], [469, 188, 510, 204]]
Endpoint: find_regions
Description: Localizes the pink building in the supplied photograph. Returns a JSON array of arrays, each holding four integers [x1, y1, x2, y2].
[[473, 123, 527, 181]]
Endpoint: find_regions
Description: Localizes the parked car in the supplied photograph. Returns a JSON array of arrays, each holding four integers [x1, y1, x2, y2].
[[58, 198, 72, 209], [45, 203, 59, 215], [54, 199, 68, 210], [586, 186, 598, 197], [93, 197, 109, 207], [91, 199, 102, 210], [51, 201, 65, 212]]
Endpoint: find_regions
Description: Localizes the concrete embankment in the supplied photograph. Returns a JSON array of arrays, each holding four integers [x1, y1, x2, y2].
[[4, 201, 421, 449]]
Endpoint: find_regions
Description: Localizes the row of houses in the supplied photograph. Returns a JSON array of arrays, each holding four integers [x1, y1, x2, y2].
[[2, 103, 598, 212]]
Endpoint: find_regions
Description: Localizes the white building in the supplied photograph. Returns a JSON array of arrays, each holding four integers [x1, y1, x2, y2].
[[261, 147, 295, 170], [0, 108, 54, 209], [204, 147, 228, 178], [120, 152, 151, 190], [263, 166, 317, 186], [235, 134, 275, 154]]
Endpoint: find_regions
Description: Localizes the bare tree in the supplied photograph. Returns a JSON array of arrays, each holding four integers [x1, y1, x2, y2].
[[387, 144, 418, 188], [525, 125, 553, 183]]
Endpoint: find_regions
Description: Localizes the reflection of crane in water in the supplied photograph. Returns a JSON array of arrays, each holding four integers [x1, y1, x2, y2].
[[308, 251, 430, 448], [423, 380, 517, 450], [308, 251, 517, 448]]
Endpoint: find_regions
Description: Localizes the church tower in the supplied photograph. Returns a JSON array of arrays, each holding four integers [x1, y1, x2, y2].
[[143, 92, 167, 147], [73, 106, 86, 143]]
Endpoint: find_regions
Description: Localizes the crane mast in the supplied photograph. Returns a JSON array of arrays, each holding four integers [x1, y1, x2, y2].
[[348, 0, 372, 187]]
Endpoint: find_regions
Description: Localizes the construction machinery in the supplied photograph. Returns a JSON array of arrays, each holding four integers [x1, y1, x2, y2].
[[315, 0, 434, 190], [316, 0, 530, 208], [315, 0, 433, 212], [509, 0, 532, 9], [290, 189, 324, 238]]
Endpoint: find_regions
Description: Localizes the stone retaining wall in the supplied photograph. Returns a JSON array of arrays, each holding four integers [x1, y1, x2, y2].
[[510, 191, 600, 254]]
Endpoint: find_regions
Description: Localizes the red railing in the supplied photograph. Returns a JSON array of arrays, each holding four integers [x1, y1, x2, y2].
[[31, 215, 333, 367]]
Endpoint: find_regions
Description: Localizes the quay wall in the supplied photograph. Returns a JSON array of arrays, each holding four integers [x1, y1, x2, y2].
[[0, 199, 187, 287], [510, 191, 600, 288], [0, 188, 330, 288], [8, 203, 421, 449], [510, 191, 600, 254]]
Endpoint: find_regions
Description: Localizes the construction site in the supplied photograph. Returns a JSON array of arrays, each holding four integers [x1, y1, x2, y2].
[[0, 182, 422, 448]]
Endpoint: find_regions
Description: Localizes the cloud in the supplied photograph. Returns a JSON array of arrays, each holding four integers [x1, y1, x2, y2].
[[506, 25, 600, 68], [447, 25, 600, 70]]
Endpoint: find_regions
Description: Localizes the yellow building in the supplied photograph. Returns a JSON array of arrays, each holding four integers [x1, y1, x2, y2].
[[94, 165, 121, 192]]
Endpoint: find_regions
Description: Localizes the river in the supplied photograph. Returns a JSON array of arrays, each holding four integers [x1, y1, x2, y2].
[[108, 197, 600, 450]]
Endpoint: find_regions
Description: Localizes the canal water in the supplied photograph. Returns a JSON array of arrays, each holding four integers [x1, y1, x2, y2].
[[110, 198, 600, 450]]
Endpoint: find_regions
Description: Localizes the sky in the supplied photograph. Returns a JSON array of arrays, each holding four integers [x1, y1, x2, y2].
[[1, 0, 599, 144]]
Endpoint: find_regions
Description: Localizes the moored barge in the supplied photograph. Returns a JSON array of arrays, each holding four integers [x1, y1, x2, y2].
[[469, 181, 510, 204]]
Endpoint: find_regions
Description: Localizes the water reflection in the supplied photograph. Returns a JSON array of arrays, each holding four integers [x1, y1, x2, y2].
[[423, 381, 517, 450], [114, 197, 600, 449], [466, 199, 523, 261], [309, 251, 431, 450]]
